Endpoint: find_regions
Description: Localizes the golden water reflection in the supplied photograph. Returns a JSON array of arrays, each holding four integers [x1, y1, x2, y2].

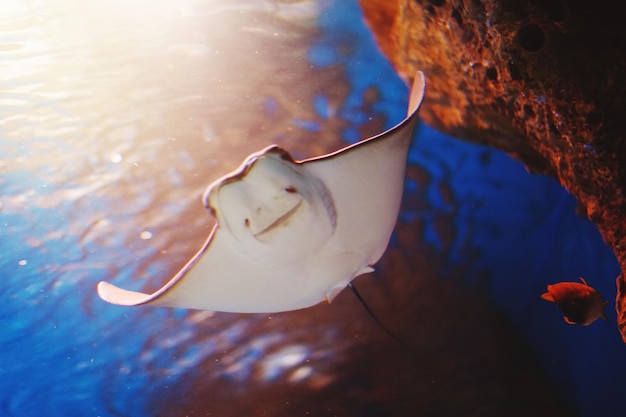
[[1, 0, 350, 276], [1, 0, 379, 404]]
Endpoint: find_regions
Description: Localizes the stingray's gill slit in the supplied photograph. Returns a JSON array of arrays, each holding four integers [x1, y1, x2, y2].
[[348, 282, 415, 353]]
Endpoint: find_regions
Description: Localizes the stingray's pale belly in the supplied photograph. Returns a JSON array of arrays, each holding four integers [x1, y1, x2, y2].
[[96, 72, 426, 313]]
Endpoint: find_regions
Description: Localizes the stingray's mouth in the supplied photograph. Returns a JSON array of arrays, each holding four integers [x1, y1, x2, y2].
[[253, 200, 303, 238]]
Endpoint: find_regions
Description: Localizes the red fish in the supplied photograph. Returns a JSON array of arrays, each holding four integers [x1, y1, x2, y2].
[[541, 277, 608, 326]]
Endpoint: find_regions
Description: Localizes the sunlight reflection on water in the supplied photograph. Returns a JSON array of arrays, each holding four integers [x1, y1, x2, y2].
[[1, 0, 366, 414], [1, 0, 349, 288]]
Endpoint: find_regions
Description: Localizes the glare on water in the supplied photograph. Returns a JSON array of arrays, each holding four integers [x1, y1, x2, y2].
[[0, 1, 376, 415]]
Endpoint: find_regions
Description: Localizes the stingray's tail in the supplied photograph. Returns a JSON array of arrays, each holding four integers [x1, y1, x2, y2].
[[348, 282, 415, 354]]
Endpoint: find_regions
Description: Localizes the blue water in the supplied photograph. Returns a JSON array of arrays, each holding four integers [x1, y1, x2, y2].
[[408, 125, 625, 416], [313, 1, 625, 415], [1, 0, 625, 416]]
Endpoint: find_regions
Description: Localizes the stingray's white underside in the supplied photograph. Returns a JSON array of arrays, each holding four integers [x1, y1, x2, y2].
[[97, 72, 426, 313]]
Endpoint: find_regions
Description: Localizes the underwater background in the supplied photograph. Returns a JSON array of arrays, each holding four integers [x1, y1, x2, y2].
[[1, 0, 625, 416]]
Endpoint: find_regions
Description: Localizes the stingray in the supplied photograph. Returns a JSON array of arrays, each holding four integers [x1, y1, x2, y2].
[[97, 72, 425, 313]]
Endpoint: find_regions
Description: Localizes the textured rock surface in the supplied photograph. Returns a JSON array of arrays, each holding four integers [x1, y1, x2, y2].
[[359, 0, 626, 342]]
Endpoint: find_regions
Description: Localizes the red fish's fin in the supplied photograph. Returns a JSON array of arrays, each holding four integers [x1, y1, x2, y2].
[[541, 292, 554, 302], [579, 277, 589, 286], [564, 316, 577, 325], [601, 301, 609, 321]]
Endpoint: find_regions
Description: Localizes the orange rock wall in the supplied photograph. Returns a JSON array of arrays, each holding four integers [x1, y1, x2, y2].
[[359, 0, 626, 342]]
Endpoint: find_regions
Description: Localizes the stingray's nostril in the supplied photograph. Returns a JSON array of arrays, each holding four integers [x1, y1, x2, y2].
[[284, 186, 297, 193], [244, 218, 250, 227]]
